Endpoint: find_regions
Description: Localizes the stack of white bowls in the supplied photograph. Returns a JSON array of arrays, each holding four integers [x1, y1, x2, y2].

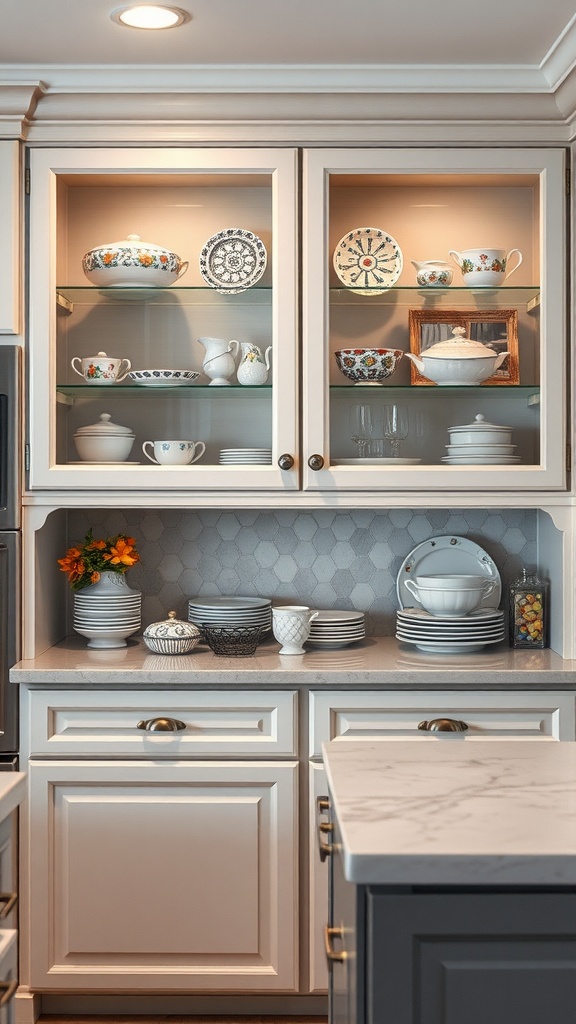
[[442, 413, 520, 466], [397, 573, 505, 653], [73, 586, 142, 649], [188, 595, 272, 633]]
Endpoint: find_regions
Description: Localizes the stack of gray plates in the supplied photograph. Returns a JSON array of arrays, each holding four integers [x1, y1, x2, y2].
[[306, 609, 366, 649], [396, 606, 505, 654], [188, 595, 272, 633], [73, 590, 142, 649]]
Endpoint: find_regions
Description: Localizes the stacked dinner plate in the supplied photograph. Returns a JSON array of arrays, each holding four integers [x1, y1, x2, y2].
[[73, 589, 142, 649], [306, 609, 366, 649], [188, 595, 272, 635], [219, 448, 272, 465], [396, 606, 505, 654]]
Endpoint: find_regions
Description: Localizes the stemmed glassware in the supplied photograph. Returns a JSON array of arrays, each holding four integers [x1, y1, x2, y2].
[[349, 403, 374, 458], [382, 403, 409, 458]]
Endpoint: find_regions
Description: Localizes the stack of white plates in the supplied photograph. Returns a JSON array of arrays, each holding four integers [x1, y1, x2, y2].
[[188, 595, 272, 633], [396, 606, 505, 654], [73, 590, 142, 648], [219, 448, 272, 465], [306, 609, 366, 649]]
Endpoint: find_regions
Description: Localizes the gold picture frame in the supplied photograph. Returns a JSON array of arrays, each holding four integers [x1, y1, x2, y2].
[[408, 308, 520, 386]]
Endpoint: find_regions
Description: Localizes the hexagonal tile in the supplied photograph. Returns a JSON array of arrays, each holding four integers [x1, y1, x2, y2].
[[216, 513, 242, 541]]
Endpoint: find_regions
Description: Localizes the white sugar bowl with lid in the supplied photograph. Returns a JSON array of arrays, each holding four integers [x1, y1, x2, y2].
[[143, 611, 202, 655], [404, 326, 509, 385], [447, 414, 513, 446], [82, 233, 189, 287], [73, 412, 136, 462]]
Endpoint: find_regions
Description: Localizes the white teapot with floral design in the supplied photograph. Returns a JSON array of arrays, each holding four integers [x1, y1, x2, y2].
[[232, 342, 272, 386]]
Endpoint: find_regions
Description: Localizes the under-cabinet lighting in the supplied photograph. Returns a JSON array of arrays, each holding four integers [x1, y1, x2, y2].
[[111, 5, 189, 29]]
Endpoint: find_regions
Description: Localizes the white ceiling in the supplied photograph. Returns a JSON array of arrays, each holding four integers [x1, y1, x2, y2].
[[1, 0, 575, 71]]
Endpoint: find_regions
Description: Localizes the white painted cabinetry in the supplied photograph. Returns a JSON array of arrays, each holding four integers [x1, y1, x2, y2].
[[19, 689, 298, 997]]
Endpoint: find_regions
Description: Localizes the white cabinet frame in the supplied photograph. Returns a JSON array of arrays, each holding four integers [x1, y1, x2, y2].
[[0, 142, 21, 335]]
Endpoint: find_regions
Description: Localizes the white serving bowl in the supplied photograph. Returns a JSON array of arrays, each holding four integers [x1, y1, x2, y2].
[[405, 583, 487, 617], [82, 233, 188, 288], [73, 432, 135, 462], [415, 574, 494, 591]]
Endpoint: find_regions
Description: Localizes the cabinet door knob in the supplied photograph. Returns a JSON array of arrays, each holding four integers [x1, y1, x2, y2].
[[137, 717, 186, 732], [324, 925, 347, 963], [418, 718, 469, 732], [278, 453, 294, 470], [308, 454, 324, 471]]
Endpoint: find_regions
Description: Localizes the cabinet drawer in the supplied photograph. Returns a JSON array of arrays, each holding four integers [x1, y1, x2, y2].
[[24, 689, 298, 757], [309, 690, 575, 757]]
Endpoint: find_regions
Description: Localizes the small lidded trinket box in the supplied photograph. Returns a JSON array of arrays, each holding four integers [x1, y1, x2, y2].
[[143, 611, 201, 655]]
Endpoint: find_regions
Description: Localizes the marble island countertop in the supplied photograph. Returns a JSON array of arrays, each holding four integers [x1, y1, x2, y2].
[[323, 739, 576, 886], [9, 636, 576, 688]]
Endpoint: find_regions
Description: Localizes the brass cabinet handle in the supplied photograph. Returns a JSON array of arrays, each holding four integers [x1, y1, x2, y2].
[[278, 453, 295, 470], [137, 717, 186, 732], [308, 454, 324, 471], [418, 718, 469, 732], [317, 795, 333, 861], [0, 892, 17, 919], [324, 925, 347, 963]]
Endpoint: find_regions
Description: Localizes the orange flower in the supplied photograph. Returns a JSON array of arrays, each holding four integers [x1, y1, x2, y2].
[[105, 537, 140, 568], [87, 538, 107, 551]]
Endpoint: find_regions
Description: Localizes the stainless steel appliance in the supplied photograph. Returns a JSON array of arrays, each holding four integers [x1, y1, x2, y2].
[[0, 347, 21, 765]]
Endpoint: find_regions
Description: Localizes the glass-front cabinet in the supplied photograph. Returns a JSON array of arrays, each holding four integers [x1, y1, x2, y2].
[[27, 148, 299, 491], [27, 146, 567, 496], [302, 148, 567, 492]]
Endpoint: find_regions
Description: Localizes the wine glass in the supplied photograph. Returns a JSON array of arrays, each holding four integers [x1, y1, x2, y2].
[[349, 403, 374, 458], [382, 403, 409, 458]]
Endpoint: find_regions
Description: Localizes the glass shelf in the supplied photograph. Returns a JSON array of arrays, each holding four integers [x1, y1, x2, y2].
[[56, 286, 272, 310], [330, 384, 540, 398], [329, 285, 540, 309], [56, 384, 271, 400]]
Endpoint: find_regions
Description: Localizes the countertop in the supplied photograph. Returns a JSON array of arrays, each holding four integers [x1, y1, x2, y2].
[[0, 773, 26, 822], [322, 739, 576, 886], [9, 636, 576, 688]]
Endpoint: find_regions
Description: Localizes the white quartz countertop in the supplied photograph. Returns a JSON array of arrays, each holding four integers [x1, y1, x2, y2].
[[322, 739, 576, 886], [10, 636, 576, 688], [0, 773, 26, 822]]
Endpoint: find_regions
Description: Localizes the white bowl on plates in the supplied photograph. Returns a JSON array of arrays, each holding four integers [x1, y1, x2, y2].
[[446, 443, 516, 456], [405, 579, 496, 617], [415, 574, 494, 591]]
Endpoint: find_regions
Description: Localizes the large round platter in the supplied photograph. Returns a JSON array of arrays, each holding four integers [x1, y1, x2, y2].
[[396, 536, 501, 611], [333, 227, 403, 295], [199, 228, 267, 294]]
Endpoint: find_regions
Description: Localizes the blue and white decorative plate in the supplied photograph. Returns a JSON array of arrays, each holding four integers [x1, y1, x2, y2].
[[199, 228, 267, 294], [333, 226, 403, 295]]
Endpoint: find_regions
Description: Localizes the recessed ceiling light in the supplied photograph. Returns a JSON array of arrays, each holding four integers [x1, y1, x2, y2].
[[111, 5, 189, 29]]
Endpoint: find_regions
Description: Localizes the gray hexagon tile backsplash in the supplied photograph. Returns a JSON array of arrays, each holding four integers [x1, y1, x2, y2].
[[68, 508, 537, 636]]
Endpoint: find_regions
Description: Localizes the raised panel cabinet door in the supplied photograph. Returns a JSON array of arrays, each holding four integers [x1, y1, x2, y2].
[[26, 760, 298, 991], [367, 891, 576, 1024]]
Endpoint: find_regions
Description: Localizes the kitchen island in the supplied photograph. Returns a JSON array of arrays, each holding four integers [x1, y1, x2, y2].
[[322, 740, 576, 1024]]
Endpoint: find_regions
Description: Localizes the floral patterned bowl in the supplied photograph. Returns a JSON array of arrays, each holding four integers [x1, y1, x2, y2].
[[82, 233, 189, 287], [334, 348, 403, 385]]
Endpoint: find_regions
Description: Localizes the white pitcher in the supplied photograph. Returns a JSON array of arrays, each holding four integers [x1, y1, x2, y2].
[[198, 337, 238, 386], [232, 342, 272, 386]]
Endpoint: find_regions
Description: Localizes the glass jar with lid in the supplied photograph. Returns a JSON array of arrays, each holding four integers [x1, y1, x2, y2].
[[508, 567, 548, 648]]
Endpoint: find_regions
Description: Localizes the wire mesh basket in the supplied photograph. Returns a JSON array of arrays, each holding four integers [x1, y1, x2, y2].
[[201, 623, 267, 656]]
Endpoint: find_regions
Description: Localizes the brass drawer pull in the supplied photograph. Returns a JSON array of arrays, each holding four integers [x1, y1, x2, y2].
[[0, 892, 17, 919], [324, 925, 347, 963], [418, 718, 469, 732], [317, 795, 333, 861], [137, 717, 186, 732], [0, 980, 18, 1006]]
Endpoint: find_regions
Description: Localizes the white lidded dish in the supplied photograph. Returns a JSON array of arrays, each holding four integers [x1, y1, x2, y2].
[[82, 233, 189, 288], [73, 412, 135, 462], [143, 611, 202, 655], [404, 327, 509, 385], [447, 413, 513, 446]]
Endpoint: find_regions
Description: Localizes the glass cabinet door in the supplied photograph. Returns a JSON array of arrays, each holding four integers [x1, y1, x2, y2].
[[27, 148, 298, 492], [302, 148, 566, 493]]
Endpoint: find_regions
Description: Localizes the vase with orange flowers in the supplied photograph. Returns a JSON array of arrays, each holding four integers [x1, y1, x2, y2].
[[58, 529, 142, 648]]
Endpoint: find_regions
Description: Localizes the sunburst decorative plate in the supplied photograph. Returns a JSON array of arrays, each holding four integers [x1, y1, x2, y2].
[[199, 228, 267, 294], [333, 226, 403, 295]]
